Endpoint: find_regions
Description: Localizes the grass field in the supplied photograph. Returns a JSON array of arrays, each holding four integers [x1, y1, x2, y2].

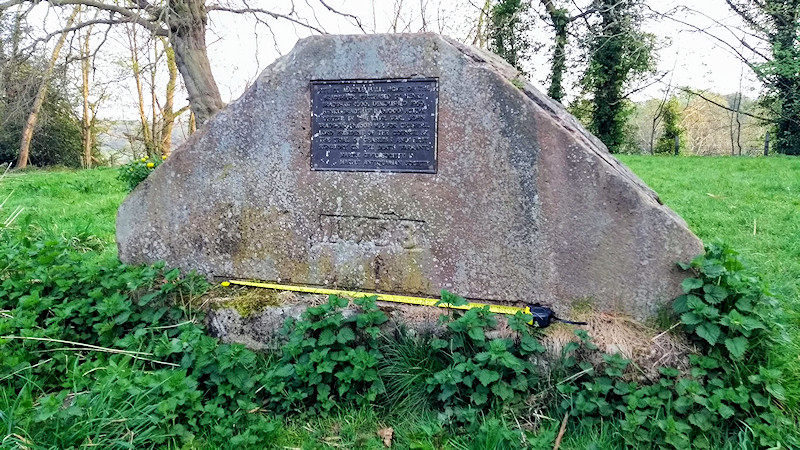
[[1, 167, 125, 255], [619, 155, 800, 302], [620, 155, 800, 399], [1, 156, 798, 448]]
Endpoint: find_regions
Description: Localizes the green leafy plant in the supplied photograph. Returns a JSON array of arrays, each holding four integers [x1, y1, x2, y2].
[[557, 242, 798, 449], [264, 294, 388, 414], [0, 232, 281, 447], [117, 155, 165, 191], [424, 292, 545, 425]]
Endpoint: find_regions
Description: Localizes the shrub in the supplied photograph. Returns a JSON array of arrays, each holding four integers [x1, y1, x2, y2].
[[0, 81, 85, 168], [655, 97, 685, 155], [0, 232, 280, 446]]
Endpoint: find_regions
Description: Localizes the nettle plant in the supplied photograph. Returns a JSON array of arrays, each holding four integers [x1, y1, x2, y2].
[[264, 295, 388, 413], [0, 234, 281, 447], [557, 242, 797, 449], [425, 292, 546, 424]]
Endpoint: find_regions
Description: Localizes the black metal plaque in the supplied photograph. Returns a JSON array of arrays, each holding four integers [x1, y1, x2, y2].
[[310, 78, 437, 173]]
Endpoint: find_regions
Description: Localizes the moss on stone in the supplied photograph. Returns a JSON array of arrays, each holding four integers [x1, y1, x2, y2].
[[569, 298, 595, 316], [217, 288, 282, 318]]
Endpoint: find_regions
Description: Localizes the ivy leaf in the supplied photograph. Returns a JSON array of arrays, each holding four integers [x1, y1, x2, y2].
[[724, 337, 748, 360], [681, 278, 704, 293], [695, 323, 721, 346], [475, 369, 501, 387]]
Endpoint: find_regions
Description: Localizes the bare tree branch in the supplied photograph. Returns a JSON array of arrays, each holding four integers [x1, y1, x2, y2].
[[317, 0, 367, 33], [206, 4, 326, 34], [678, 86, 774, 123]]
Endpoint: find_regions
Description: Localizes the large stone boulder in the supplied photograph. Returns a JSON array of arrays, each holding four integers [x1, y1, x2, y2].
[[117, 33, 703, 320]]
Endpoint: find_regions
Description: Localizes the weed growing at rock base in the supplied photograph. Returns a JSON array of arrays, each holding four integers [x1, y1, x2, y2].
[[0, 228, 797, 448]]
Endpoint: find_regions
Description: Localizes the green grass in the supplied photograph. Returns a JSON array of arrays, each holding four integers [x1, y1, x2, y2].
[[619, 155, 800, 302], [3, 157, 799, 448], [0, 167, 125, 255], [620, 155, 800, 401]]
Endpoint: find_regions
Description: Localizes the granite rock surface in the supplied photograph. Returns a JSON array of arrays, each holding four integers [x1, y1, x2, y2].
[[117, 33, 704, 320]]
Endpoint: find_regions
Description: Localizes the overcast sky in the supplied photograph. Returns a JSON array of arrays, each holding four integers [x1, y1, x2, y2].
[[29, 0, 762, 120]]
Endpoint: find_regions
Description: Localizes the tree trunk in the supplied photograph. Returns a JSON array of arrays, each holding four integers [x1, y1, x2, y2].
[[160, 38, 178, 157], [542, 0, 569, 103], [17, 7, 78, 169], [472, 0, 492, 47], [150, 41, 159, 152], [81, 24, 93, 169], [127, 24, 154, 156], [768, 2, 800, 155], [168, 0, 225, 126]]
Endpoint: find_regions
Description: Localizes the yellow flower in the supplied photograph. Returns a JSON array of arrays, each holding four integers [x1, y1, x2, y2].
[[161, 155, 167, 160], [140, 157, 147, 162], [147, 162, 155, 168], [220, 281, 231, 287]]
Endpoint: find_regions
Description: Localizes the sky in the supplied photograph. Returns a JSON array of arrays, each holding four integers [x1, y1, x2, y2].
[[200, 0, 763, 104], [25, 0, 766, 120]]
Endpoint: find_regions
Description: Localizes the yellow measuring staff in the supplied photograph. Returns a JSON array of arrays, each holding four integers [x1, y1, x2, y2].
[[224, 280, 531, 317]]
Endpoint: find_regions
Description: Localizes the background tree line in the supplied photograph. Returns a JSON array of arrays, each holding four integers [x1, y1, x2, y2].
[[485, 0, 800, 155], [0, 0, 797, 169]]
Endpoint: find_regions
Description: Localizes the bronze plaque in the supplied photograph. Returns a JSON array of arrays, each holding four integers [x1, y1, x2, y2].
[[310, 78, 437, 173]]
